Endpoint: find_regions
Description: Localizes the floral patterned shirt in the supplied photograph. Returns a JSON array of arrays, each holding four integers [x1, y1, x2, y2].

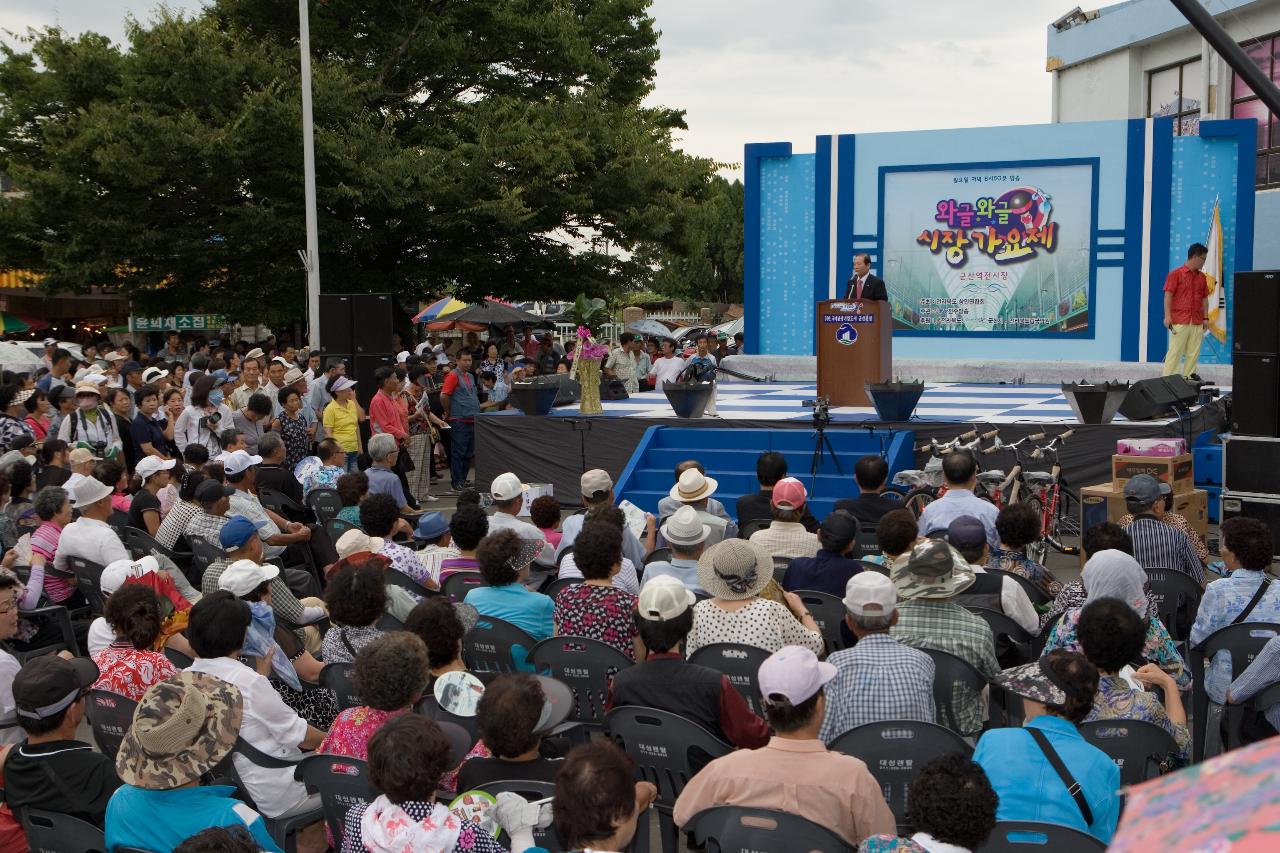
[[1045, 607, 1190, 692], [91, 641, 177, 701], [380, 541, 431, 587], [553, 583, 639, 660], [319, 705, 408, 760], [1084, 674, 1191, 762], [342, 800, 504, 853], [986, 547, 1063, 599]]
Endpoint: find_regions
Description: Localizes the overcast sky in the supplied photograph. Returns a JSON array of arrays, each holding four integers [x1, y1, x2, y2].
[[4, 0, 1076, 174]]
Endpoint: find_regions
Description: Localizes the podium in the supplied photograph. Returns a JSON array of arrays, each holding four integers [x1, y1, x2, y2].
[[816, 299, 892, 407]]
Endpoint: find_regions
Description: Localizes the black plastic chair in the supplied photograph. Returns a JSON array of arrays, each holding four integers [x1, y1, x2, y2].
[[375, 610, 405, 631], [11, 605, 80, 661], [323, 517, 359, 545], [687, 643, 772, 717], [258, 486, 309, 520], [858, 559, 891, 577], [121, 524, 190, 563], [738, 518, 770, 540], [1145, 566, 1203, 642], [828, 719, 973, 834], [555, 545, 575, 569], [480, 779, 563, 852], [771, 557, 791, 585], [794, 589, 850, 654], [384, 567, 435, 599], [319, 662, 362, 711], [83, 689, 138, 760], [604, 706, 733, 853], [163, 646, 194, 669], [1190, 621, 1280, 761], [64, 556, 107, 615], [1079, 718, 1179, 784], [217, 737, 323, 852], [689, 806, 853, 853], [976, 820, 1107, 852], [853, 528, 881, 560], [463, 614, 539, 673], [415, 692, 480, 747], [542, 577, 580, 600], [306, 488, 343, 524], [993, 569, 1051, 607], [295, 753, 372, 849], [643, 547, 672, 565], [21, 808, 109, 853], [188, 535, 225, 587], [442, 571, 487, 603], [529, 637, 634, 734], [920, 647, 989, 736]]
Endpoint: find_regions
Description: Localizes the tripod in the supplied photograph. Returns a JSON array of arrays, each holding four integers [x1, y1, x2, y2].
[[810, 418, 843, 479]]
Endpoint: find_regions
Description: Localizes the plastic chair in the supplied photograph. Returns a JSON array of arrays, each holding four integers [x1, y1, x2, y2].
[[738, 518, 770, 540], [463, 614, 539, 673], [555, 545, 575, 569], [541, 577, 580, 600], [442, 571, 487, 603], [1190, 621, 1280, 761], [20, 808, 109, 853], [688, 806, 853, 853], [993, 569, 1051, 607], [323, 517, 359, 545], [64, 556, 107, 615], [687, 643, 772, 717], [83, 689, 138, 760], [163, 646, 194, 669], [643, 547, 672, 565], [374, 610, 405, 631], [188, 535, 225, 587], [604, 706, 733, 853], [121, 525, 189, 564], [258, 486, 309, 520], [1079, 718, 1180, 784], [828, 719, 973, 833], [920, 647, 989, 736], [415, 693, 480, 746], [1144, 566, 1203, 642], [306, 488, 343, 524], [529, 637, 634, 733], [794, 589, 850, 654], [976, 820, 1107, 852], [858, 559, 891, 577], [480, 779, 563, 851], [11, 605, 80, 661], [771, 557, 791, 585], [319, 662, 362, 711], [217, 737, 323, 852], [853, 528, 881, 560], [295, 753, 372, 848], [384, 568, 435, 599]]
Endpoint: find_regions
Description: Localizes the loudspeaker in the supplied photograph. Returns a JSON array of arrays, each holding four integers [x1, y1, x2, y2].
[[1233, 270, 1280, 354], [1231, 353, 1280, 437], [1224, 435, 1280, 494], [1163, 375, 1199, 406], [319, 295, 354, 353], [1118, 378, 1181, 421], [350, 354, 395, 409], [600, 378, 630, 401], [1221, 492, 1280, 559], [352, 294, 394, 354]]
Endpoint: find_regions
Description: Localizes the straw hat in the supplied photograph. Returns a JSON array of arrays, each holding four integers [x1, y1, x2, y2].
[[696, 539, 772, 600]]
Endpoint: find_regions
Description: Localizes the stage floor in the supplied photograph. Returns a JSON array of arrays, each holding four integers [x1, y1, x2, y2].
[[499, 380, 1225, 425]]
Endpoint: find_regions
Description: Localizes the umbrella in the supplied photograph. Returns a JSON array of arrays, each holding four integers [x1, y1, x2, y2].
[[1108, 734, 1280, 852], [0, 314, 29, 334], [15, 315, 49, 331], [426, 300, 546, 331], [412, 297, 468, 324], [0, 342, 43, 369], [625, 319, 676, 338], [710, 317, 743, 338]]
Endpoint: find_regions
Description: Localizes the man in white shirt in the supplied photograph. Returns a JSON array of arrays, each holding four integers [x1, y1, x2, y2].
[[917, 451, 1000, 549], [555, 469, 653, 570], [55, 478, 130, 572], [947, 515, 1039, 635], [647, 338, 686, 392], [186, 591, 324, 826], [486, 472, 554, 567]]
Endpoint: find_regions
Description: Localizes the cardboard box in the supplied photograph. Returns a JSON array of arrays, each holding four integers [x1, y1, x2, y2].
[[1080, 481, 1208, 540], [1112, 453, 1194, 495], [1116, 438, 1187, 457]]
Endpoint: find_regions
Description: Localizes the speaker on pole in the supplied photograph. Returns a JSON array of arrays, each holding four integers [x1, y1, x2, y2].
[[319, 295, 354, 354]]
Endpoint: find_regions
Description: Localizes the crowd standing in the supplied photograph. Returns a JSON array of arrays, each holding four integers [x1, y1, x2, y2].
[[0, 328, 1273, 852]]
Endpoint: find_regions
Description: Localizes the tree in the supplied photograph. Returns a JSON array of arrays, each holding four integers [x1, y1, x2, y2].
[[639, 174, 743, 304], [0, 1, 717, 325]]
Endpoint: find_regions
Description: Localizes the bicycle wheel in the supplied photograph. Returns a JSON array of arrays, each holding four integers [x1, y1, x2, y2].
[[1022, 494, 1050, 565], [904, 488, 937, 518], [1045, 487, 1081, 555]]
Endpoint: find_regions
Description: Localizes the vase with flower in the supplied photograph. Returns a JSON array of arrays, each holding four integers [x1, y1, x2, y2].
[[565, 294, 612, 415]]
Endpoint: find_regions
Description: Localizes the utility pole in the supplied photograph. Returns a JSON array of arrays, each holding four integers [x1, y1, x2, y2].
[[299, 0, 321, 348]]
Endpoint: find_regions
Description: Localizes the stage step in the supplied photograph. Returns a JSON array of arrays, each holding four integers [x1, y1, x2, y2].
[[615, 425, 916, 519]]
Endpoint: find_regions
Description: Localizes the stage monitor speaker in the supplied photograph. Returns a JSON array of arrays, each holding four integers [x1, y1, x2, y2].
[[1230, 353, 1280, 437], [319, 295, 354, 354], [1222, 492, 1280, 559], [352, 294, 394, 354], [1118, 377, 1180, 421], [1163, 375, 1199, 406], [1233, 270, 1280, 354]]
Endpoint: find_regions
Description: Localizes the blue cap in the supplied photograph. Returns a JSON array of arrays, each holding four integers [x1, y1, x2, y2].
[[413, 511, 449, 540], [210, 369, 230, 383], [946, 515, 987, 549], [219, 515, 259, 550]]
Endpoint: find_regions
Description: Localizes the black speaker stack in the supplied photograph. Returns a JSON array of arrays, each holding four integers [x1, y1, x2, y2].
[[1221, 270, 1280, 556], [319, 293, 396, 408]]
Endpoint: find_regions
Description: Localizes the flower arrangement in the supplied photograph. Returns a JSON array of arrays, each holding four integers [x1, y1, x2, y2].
[[565, 293, 611, 414], [568, 325, 610, 361]]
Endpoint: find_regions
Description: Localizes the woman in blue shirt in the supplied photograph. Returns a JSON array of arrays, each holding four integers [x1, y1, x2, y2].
[[464, 530, 554, 670], [973, 650, 1121, 843]]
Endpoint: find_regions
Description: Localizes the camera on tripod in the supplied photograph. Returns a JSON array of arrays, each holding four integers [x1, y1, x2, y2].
[[802, 396, 831, 427]]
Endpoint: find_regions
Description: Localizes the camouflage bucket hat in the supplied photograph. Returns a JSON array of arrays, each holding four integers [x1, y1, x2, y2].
[[892, 539, 975, 601], [116, 671, 243, 789]]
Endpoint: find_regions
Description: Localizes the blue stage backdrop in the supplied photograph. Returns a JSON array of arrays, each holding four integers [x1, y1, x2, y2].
[[744, 118, 1256, 364]]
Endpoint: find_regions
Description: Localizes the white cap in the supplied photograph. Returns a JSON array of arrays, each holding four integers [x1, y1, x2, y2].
[[396, 351, 410, 363], [71, 477, 113, 509], [218, 559, 280, 597], [81, 373, 109, 385], [101, 556, 160, 595], [637, 576, 696, 622], [843, 572, 897, 617], [136, 456, 177, 483], [245, 347, 265, 360], [222, 450, 263, 476], [491, 472, 528, 502], [141, 366, 169, 384], [331, 377, 357, 394], [103, 353, 126, 362], [435, 353, 450, 366], [42, 337, 58, 348], [758, 646, 837, 706], [271, 356, 292, 367], [335, 529, 386, 560], [414, 342, 431, 356]]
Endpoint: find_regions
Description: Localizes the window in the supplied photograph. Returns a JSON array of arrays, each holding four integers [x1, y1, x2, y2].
[[1147, 58, 1202, 136], [1231, 32, 1280, 189]]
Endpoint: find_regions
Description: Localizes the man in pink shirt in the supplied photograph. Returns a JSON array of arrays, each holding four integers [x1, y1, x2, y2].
[[367, 366, 418, 510]]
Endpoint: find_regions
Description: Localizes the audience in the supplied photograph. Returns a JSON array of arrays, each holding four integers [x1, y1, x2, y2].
[[656, 459, 734, 525], [91, 583, 177, 700], [973, 650, 1121, 843], [254, 432, 306, 508], [673, 645, 895, 845], [835, 454, 901, 528], [54, 477, 130, 573], [556, 469, 653, 569], [552, 742, 657, 853], [361, 493, 438, 590], [1040, 521, 1148, 630], [644, 505, 711, 592], [736, 451, 818, 533], [747, 477, 819, 561], [405, 596, 473, 692], [26, 485, 79, 608], [487, 472, 555, 566], [917, 451, 999, 547], [528, 494, 563, 549], [820, 572, 936, 742], [174, 826, 262, 853], [782, 509, 863, 595], [87, 557, 195, 658], [439, 503, 487, 580], [411, 511, 459, 580], [557, 505, 641, 594], [987, 502, 1063, 599], [946, 515, 1040, 634], [1121, 474, 1203, 584], [464, 530, 554, 666], [665, 468, 735, 544], [859, 754, 998, 853], [687, 539, 823, 656], [320, 558, 389, 664], [457, 672, 571, 791], [299, 438, 347, 498], [872, 508, 921, 570], [129, 456, 176, 536], [335, 470, 368, 526], [553, 520, 643, 659], [319, 632, 429, 760], [155, 469, 206, 551]]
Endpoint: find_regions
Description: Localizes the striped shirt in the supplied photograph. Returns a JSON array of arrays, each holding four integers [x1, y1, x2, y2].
[[891, 599, 999, 735], [748, 522, 820, 561], [819, 634, 936, 743], [1125, 515, 1203, 585], [1119, 512, 1209, 563], [30, 520, 75, 602]]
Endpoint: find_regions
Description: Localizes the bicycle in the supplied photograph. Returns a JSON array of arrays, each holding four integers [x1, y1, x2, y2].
[[983, 429, 1080, 563], [890, 429, 1001, 518]]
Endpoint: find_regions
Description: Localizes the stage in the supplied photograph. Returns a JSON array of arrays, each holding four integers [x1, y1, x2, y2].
[[475, 381, 1229, 506]]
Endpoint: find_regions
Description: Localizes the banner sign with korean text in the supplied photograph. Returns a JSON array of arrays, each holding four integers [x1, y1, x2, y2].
[[879, 160, 1096, 336], [129, 314, 227, 333]]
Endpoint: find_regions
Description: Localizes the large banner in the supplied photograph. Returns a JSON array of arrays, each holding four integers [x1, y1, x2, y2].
[[880, 160, 1096, 335]]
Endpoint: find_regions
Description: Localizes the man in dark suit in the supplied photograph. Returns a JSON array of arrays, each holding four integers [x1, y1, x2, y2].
[[834, 454, 901, 527], [736, 451, 819, 534], [845, 252, 888, 301]]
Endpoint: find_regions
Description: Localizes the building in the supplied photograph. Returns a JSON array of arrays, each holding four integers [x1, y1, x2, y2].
[[1047, 0, 1280, 267]]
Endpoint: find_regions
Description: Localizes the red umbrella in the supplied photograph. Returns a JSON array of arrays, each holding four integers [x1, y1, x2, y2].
[[16, 315, 50, 331]]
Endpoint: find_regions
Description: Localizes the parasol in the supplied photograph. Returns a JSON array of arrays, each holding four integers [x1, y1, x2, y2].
[[412, 297, 468, 324], [625, 319, 676, 338], [15, 315, 50, 331], [0, 313, 30, 333], [426, 300, 547, 331], [0, 342, 44, 369]]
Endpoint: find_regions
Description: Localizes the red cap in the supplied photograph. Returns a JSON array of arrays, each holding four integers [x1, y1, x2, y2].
[[770, 477, 807, 511]]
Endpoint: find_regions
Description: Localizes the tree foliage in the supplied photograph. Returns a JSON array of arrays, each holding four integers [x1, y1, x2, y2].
[[0, 1, 719, 325], [638, 174, 743, 304]]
